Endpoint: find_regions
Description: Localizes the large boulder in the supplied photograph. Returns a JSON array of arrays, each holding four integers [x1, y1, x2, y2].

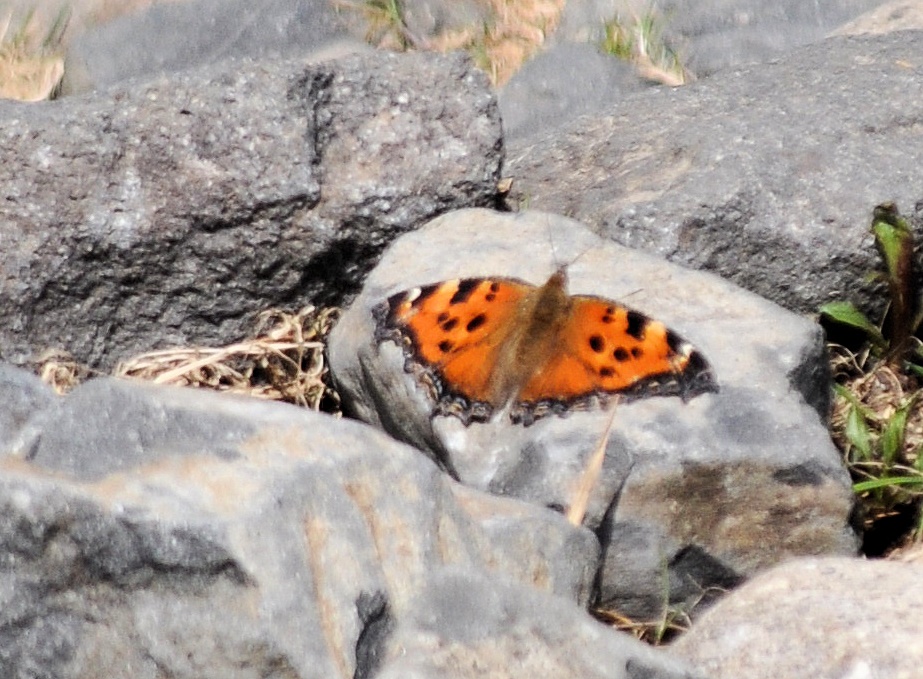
[[673, 555, 923, 679], [1, 373, 668, 679], [0, 51, 502, 370], [330, 208, 859, 619], [505, 31, 923, 317]]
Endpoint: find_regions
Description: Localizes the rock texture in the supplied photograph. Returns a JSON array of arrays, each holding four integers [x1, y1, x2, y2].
[[374, 568, 707, 679], [505, 31, 923, 316], [0, 50, 501, 370], [2, 372, 683, 679], [553, 0, 886, 76], [62, 0, 367, 94], [498, 42, 644, 142], [330, 208, 859, 619], [672, 556, 923, 679]]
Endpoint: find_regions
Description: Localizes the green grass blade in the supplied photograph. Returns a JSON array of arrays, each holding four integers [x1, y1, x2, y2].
[[819, 301, 886, 346], [844, 401, 872, 460], [854, 475, 923, 493]]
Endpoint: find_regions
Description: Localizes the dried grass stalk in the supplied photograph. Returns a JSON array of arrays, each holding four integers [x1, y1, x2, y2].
[[115, 306, 340, 411], [35, 306, 341, 413]]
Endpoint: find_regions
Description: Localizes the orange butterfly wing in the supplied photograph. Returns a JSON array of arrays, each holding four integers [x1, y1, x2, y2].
[[513, 294, 715, 424], [374, 275, 717, 426], [374, 278, 533, 422]]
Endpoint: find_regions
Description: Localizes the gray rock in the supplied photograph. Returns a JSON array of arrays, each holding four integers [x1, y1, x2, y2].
[[334, 0, 493, 49], [505, 32, 923, 315], [0, 364, 57, 458], [329, 208, 859, 619], [0, 50, 501, 370], [499, 42, 645, 142], [553, 0, 886, 76], [375, 567, 709, 679], [663, 0, 887, 76], [672, 556, 923, 679], [0, 377, 599, 678], [834, 0, 923, 35], [62, 0, 365, 93]]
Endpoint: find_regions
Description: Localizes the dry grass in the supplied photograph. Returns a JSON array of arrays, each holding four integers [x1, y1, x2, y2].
[[35, 305, 342, 414], [0, 8, 68, 101], [600, 8, 690, 86], [828, 343, 923, 550], [339, 0, 565, 85], [0, 0, 183, 101], [830, 347, 923, 468], [593, 606, 691, 645], [466, 0, 564, 85]]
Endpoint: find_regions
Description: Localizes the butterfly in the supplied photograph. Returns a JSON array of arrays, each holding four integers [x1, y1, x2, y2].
[[373, 268, 717, 426]]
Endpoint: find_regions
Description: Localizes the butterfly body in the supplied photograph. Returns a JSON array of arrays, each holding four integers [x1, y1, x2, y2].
[[373, 269, 717, 426]]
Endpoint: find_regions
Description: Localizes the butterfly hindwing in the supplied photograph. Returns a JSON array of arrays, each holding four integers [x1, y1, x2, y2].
[[514, 295, 716, 422]]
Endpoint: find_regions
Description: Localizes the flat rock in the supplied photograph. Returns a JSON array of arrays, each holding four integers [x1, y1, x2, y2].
[[505, 31, 923, 316], [0, 364, 57, 456], [553, 0, 886, 76], [0, 50, 501, 370], [329, 208, 859, 619], [374, 567, 708, 679], [498, 42, 644, 142], [0, 376, 602, 678], [62, 0, 366, 93], [672, 556, 923, 679]]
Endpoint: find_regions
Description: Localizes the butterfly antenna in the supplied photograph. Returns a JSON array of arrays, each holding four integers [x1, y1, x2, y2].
[[566, 406, 618, 526], [544, 213, 562, 269], [543, 215, 592, 276]]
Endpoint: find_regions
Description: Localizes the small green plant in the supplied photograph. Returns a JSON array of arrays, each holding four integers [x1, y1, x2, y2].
[[600, 6, 688, 86], [823, 203, 923, 552], [822, 203, 923, 371]]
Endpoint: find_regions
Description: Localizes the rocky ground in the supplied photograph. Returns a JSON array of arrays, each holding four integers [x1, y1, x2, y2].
[[2, 1, 923, 678]]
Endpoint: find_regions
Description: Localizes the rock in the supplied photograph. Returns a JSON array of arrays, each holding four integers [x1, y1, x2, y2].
[[834, 0, 923, 35], [0, 375, 601, 678], [62, 0, 366, 94], [374, 567, 709, 679], [0, 364, 57, 458], [498, 42, 645, 142], [553, 0, 885, 76], [672, 556, 923, 679], [0, 50, 501, 370], [329, 208, 859, 619], [505, 31, 923, 315], [350, 0, 491, 48]]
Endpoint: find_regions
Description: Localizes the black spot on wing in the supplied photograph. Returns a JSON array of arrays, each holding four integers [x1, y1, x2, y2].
[[625, 311, 647, 340], [450, 279, 480, 305], [466, 314, 487, 332], [613, 347, 630, 362], [588, 335, 605, 353], [666, 330, 684, 355], [440, 317, 459, 332]]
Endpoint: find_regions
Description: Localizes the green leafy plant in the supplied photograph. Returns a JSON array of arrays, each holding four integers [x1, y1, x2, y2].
[[821, 203, 923, 372], [824, 203, 923, 552]]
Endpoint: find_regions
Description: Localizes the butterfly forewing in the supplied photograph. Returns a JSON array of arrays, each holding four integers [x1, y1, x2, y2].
[[376, 277, 534, 406]]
